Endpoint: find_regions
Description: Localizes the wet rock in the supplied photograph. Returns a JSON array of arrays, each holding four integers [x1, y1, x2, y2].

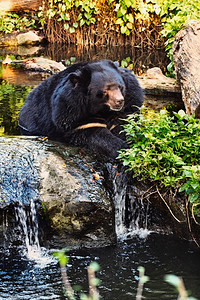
[[0, 137, 115, 249]]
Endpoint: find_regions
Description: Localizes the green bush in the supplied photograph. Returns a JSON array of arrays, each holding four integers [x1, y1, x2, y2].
[[118, 109, 200, 216], [0, 13, 36, 33]]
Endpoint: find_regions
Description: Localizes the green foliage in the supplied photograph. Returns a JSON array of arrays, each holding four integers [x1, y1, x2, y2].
[[53, 249, 69, 267], [54, 256, 197, 300], [0, 13, 36, 33], [42, 0, 98, 33], [65, 56, 77, 66], [0, 80, 33, 135], [159, 0, 200, 76], [120, 57, 134, 69], [118, 109, 200, 216], [1, 1, 200, 74], [165, 274, 197, 300]]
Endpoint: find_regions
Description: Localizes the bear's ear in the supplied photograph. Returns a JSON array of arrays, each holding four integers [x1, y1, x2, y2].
[[68, 67, 91, 88], [68, 72, 80, 87]]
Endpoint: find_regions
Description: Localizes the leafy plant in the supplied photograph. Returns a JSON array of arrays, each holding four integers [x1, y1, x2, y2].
[[118, 109, 200, 216], [165, 274, 197, 300], [54, 254, 197, 300], [42, 0, 98, 34], [53, 249, 100, 300], [158, 0, 200, 76], [120, 57, 134, 69], [0, 80, 33, 135], [0, 12, 36, 33]]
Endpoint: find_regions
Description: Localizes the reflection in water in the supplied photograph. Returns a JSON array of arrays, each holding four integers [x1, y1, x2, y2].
[[0, 44, 170, 76], [0, 79, 33, 135], [42, 44, 170, 76]]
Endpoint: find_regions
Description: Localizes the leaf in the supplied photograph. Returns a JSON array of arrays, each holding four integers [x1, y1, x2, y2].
[[120, 6, 127, 16], [191, 181, 200, 190], [127, 13, 134, 23], [84, 12, 91, 20], [69, 27, 75, 33], [64, 23, 69, 30], [73, 22, 78, 28], [89, 262, 100, 272], [53, 251, 69, 267], [164, 274, 181, 288], [80, 19, 85, 26], [188, 193, 199, 203], [116, 18, 124, 25], [126, 22, 133, 29], [92, 173, 100, 180]]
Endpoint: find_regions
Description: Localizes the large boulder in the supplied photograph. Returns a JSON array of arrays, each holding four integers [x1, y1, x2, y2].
[[0, 137, 115, 249], [173, 22, 200, 116]]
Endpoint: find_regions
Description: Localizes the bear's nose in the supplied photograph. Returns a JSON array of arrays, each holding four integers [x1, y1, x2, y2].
[[115, 97, 124, 105]]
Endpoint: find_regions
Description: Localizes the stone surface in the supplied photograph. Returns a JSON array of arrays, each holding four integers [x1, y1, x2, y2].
[[173, 22, 200, 115], [16, 31, 44, 45], [0, 31, 45, 46], [0, 137, 115, 249], [138, 67, 181, 96], [24, 57, 66, 73]]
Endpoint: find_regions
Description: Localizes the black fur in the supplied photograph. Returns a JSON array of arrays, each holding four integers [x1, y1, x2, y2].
[[19, 60, 143, 158]]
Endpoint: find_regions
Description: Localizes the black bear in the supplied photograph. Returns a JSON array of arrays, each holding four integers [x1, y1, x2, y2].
[[19, 60, 143, 158]]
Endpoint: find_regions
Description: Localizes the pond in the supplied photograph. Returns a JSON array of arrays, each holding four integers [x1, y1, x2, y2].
[[1, 235, 200, 299], [0, 45, 199, 300]]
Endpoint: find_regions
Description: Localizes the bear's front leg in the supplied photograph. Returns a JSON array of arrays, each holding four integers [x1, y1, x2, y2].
[[67, 127, 128, 159]]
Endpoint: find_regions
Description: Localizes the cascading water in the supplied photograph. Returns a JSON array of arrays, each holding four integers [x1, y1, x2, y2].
[[0, 138, 54, 266], [13, 199, 55, 266], [112, 168, 151, 240], [15, 200, 41, 260]]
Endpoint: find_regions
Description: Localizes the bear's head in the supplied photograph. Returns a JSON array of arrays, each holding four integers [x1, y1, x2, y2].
[[68, 60, 126, 115]]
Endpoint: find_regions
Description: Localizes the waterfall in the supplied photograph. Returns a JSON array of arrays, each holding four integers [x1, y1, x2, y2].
[[113, 169, 151, 240], [13, 199, 55, 266], [15, 199, 41, 260], [0, 139, 54, 266]]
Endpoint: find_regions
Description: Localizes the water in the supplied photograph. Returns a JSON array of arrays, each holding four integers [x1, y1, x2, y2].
[[14, 200, 55, 266], [113, 170, 151, 240], [1, 235, 200, 299]]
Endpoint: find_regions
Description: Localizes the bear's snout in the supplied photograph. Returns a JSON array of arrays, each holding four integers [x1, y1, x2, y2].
[[106, 87, 125, 111]]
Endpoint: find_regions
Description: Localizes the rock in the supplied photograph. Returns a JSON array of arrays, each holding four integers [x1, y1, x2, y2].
[[173, 22, 200, 115], [1, 136, 199, 249], [24, 57, 66, 74], [137, 68, 181, 96], [0, 31, 45, 46], [0, 137, 115, 249], [16, 31, 44, 45]]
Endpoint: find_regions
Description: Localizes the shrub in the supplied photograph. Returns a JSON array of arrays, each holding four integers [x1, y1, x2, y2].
[[118, 109, 200, 216]]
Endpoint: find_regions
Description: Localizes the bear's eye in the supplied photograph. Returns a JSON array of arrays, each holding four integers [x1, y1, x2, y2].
[[96, 91, 105, 98]]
